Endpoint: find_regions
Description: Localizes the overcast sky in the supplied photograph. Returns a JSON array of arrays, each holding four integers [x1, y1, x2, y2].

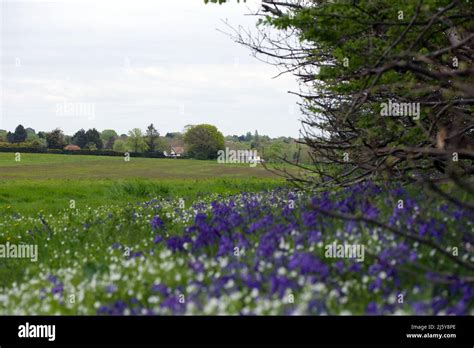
[[0, 0, 302, 137]]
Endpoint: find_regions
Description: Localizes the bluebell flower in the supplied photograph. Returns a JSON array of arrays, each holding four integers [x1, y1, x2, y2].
[[151, 215, 164, 230]]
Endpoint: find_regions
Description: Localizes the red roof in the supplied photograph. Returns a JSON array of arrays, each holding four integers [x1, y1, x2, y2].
[[172, 147, 185, 154], [64, 145, 81, 151]]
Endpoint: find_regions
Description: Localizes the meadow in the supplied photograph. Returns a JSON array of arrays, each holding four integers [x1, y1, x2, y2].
[[0, 153, 284, 215], [0, 153, 472, 315]]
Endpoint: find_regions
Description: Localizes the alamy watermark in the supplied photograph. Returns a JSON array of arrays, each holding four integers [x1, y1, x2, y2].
[[56, 101, 96, 120], [0, 242, 38, 262], [18, 322, 55, 341], [380, 99, 420, 120], [324, 241, 365, 262], [217, 147, 262, 168]]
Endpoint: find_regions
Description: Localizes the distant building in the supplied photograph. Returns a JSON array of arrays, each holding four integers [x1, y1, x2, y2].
[[64, 144, 81, 151], [164, 146, 185, 158], [171, 147, 185, 157]]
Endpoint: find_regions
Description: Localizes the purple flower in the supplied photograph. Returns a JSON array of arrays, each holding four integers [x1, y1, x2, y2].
[[431, 296, 448, 314], [151, 216, 164, 230], [194, 213, 208, 225], [334, 261, 345, 274], [167, 236, 186, 253], [228, 212, 243, 227], [52, 284, 64, 295], [105, 285, 117, 294], [151, 284, 170, 297], [270, 275, 296, 297], [363, 203, 379, 219], [368, 277, 382, 291], [47, 275, 59, 284], [302, 211, 317, 227], [160, 296, 186, 314], [288, 252, 329, 278], [217, 236, 234, 256], [308, 230, 322, 244], [348, 262, 362, 273], [412, 301, 428, 315], [189, 261, 205, 273], [446, 299, 468, 315], [366, 302, 378, 315], [131, 251, 143, 258], [97, 306, 109, 315]]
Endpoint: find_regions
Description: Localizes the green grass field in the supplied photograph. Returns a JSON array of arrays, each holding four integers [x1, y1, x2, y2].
[[0, 153, 285, 215]]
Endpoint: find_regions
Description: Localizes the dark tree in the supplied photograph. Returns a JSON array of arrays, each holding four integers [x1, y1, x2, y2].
[[85, 128, 103, 150], [244, 131, 252, 142], [6, 131, 14, 143], [45, 128, 66, 149], [12, 125, 28, 143], [145, 123, 160, 153], [165, 132, 181, 139], [251, 129, 260, 149], [72, 129, 88, 149]]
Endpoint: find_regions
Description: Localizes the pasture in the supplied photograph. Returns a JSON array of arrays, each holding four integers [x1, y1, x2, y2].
[[0, 153, 284, 215]]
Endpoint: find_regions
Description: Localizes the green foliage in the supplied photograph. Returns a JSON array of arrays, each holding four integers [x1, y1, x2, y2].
[[183, 124, 225, 160], [0, 140, 46, 149], [45, 128, 66, 149], [242, 0, 473, 185], [101, 129, 118, 142], [126, 128, 147, 153], [154, 137, 170, 154], [84, 142, 98, 151], [100, 129, 118, 149], [26, 128, 39, 142], [113, 139, 127, 152]]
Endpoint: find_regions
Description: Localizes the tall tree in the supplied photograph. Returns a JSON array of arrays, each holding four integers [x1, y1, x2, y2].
[[251, 129, 260, 149], [145, 123, 160, 153], [13, 124, 27, 143]]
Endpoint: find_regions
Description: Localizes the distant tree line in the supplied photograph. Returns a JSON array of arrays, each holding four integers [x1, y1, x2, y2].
[[0, 123, 310, 162]]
